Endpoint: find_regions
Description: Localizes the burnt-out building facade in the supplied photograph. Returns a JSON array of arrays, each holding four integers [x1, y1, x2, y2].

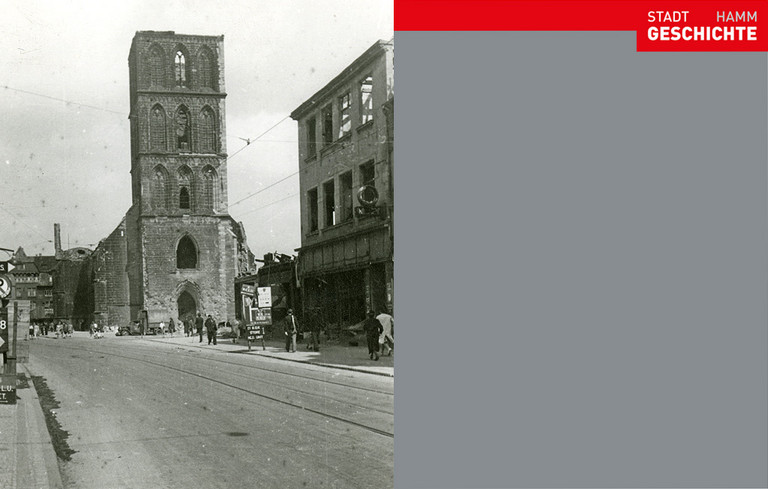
[[90, 31, 251, 328], [290, 40, 394, 329]]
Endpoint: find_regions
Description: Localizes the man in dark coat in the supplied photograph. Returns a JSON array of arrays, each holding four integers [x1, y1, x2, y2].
[[195, 313, 204, 343], [205, 315, 217, 345], [363, 310, 383, 361], [284, 309, 298, 352]]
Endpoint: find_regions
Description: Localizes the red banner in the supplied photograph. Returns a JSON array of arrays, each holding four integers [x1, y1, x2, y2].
[[395, 0, 768, 51]]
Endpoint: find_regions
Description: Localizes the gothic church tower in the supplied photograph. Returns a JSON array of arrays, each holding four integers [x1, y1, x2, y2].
[[125, 31, 239, 326]]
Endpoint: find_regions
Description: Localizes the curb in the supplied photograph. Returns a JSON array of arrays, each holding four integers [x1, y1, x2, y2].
[[20, 365, 64, 489], [145, 337, 395, 377]]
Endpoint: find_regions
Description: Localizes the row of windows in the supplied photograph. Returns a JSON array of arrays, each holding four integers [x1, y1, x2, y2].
[[307, 161, 375, 233], [149, 104, 218, 153], [145, 44, 218, 90], [150, 165, 220, 211], [13, 288, 51, 299], [304, 74, 375, 158]]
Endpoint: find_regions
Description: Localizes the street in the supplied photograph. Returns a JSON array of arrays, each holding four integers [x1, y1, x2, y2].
[[25, 333, 394, 489]]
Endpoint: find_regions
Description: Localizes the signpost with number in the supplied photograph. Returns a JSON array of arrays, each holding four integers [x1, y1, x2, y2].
[[0, 273, 11, 354]]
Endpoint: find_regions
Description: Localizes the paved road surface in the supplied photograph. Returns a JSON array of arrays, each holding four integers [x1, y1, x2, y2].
[[26, 334, 394, 488]]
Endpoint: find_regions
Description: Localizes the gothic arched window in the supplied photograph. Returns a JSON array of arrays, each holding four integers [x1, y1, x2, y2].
[[150, 105, 167, 151], [199, 107, 216, 153], [198, 48, 215, 89], [152, 166, 168, 209], [174, 107, 190, 151], [174, 50, 187, 87], [148, 45, 165, 87], [178, 165, 193, 210], [201, 166, 218, 211], [179, 187, 190, 210], [176, 235, 197, 269]]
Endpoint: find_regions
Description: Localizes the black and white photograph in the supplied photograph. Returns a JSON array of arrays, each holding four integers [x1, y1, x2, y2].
[[0, 1, 393, 488]]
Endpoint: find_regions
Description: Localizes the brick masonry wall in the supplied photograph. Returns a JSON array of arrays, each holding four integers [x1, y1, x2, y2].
[[140, 216, 236, 325]]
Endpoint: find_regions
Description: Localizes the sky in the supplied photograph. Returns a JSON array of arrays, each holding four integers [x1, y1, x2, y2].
[[0, 0, 393, 260]]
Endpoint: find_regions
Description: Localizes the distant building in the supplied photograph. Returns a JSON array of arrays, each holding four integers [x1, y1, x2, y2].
[[10, 223, 92, 326], [89, 31, 252, 329], [290, 40, 394, 328]]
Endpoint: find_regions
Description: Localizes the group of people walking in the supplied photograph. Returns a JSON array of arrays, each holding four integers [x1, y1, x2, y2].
[[282, 308, 394, 361]]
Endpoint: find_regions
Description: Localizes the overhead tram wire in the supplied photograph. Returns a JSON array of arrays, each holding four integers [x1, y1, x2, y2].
[[2, 85, 126, 116], [4, 84, 298, 213]]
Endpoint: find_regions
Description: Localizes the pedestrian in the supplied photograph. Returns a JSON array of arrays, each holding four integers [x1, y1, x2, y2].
[[284, 309, 298, 352], [89, 321, 95, 337], [169, 317, 176, 337], [205, 314, 217, 345], [376, 309, 394, 356], [307, 309, 323, 352], [363, 310, 383, 361], [195, 313, 204, 343], [33, 323, 40, 339], [183, 317, 192, 337]]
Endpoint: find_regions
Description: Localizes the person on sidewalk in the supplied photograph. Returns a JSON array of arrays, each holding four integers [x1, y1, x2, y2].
[[205, 315, 217, 345], [284, 309, 298, 352], [168, 317, 176, 337], [195, 313, 204, 343], [363, 311, 383, 361], [307, 309, 323, 352], [376, 309, 394, 356]]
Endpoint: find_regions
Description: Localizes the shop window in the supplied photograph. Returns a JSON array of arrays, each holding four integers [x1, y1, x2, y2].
[[324, 180, 336, 227]]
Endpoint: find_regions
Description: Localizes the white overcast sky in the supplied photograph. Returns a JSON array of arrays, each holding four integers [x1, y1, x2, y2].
[[0, 0, 393, 259]]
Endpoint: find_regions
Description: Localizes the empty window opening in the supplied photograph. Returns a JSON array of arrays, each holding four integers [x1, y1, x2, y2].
[[324, 180, 336, 227], [175, 108, 190, 151], [175, 51, 187, 87], [179, 187, 190, 209], [308, 188, 319, 232], [306, 117, 317, 157], [360, 75, 374, 124], [322, 105, 333, 145], [177, 236, 197, 269], [338, 92, 351, 138]]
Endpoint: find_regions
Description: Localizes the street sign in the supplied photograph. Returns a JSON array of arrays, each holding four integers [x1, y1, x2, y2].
[[0, 374, 16, 405], [0, 262, 14, 273], [256, 287, 272, 307], [0, 306, 7, 353], [0, 274, 10, 299]]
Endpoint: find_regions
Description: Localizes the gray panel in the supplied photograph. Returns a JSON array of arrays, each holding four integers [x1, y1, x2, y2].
[[395, 31, 768, 488]]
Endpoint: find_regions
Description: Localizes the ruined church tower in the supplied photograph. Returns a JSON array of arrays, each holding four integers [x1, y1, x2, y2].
[[125, 31, 238, 326]]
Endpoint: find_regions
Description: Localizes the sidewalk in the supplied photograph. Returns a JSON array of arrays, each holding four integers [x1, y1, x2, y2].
[[142, 331, 395, 377], [0, 370, 64, 489]]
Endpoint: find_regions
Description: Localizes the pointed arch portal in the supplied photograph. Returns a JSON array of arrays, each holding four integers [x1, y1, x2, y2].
[[177, 291, 197, 322]]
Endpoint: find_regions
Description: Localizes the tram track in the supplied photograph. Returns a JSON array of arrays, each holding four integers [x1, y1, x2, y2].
[[37, 340, 394, 438]]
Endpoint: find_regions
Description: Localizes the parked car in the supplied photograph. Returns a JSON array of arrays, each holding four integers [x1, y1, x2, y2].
[[116, 321, 141, 336]]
